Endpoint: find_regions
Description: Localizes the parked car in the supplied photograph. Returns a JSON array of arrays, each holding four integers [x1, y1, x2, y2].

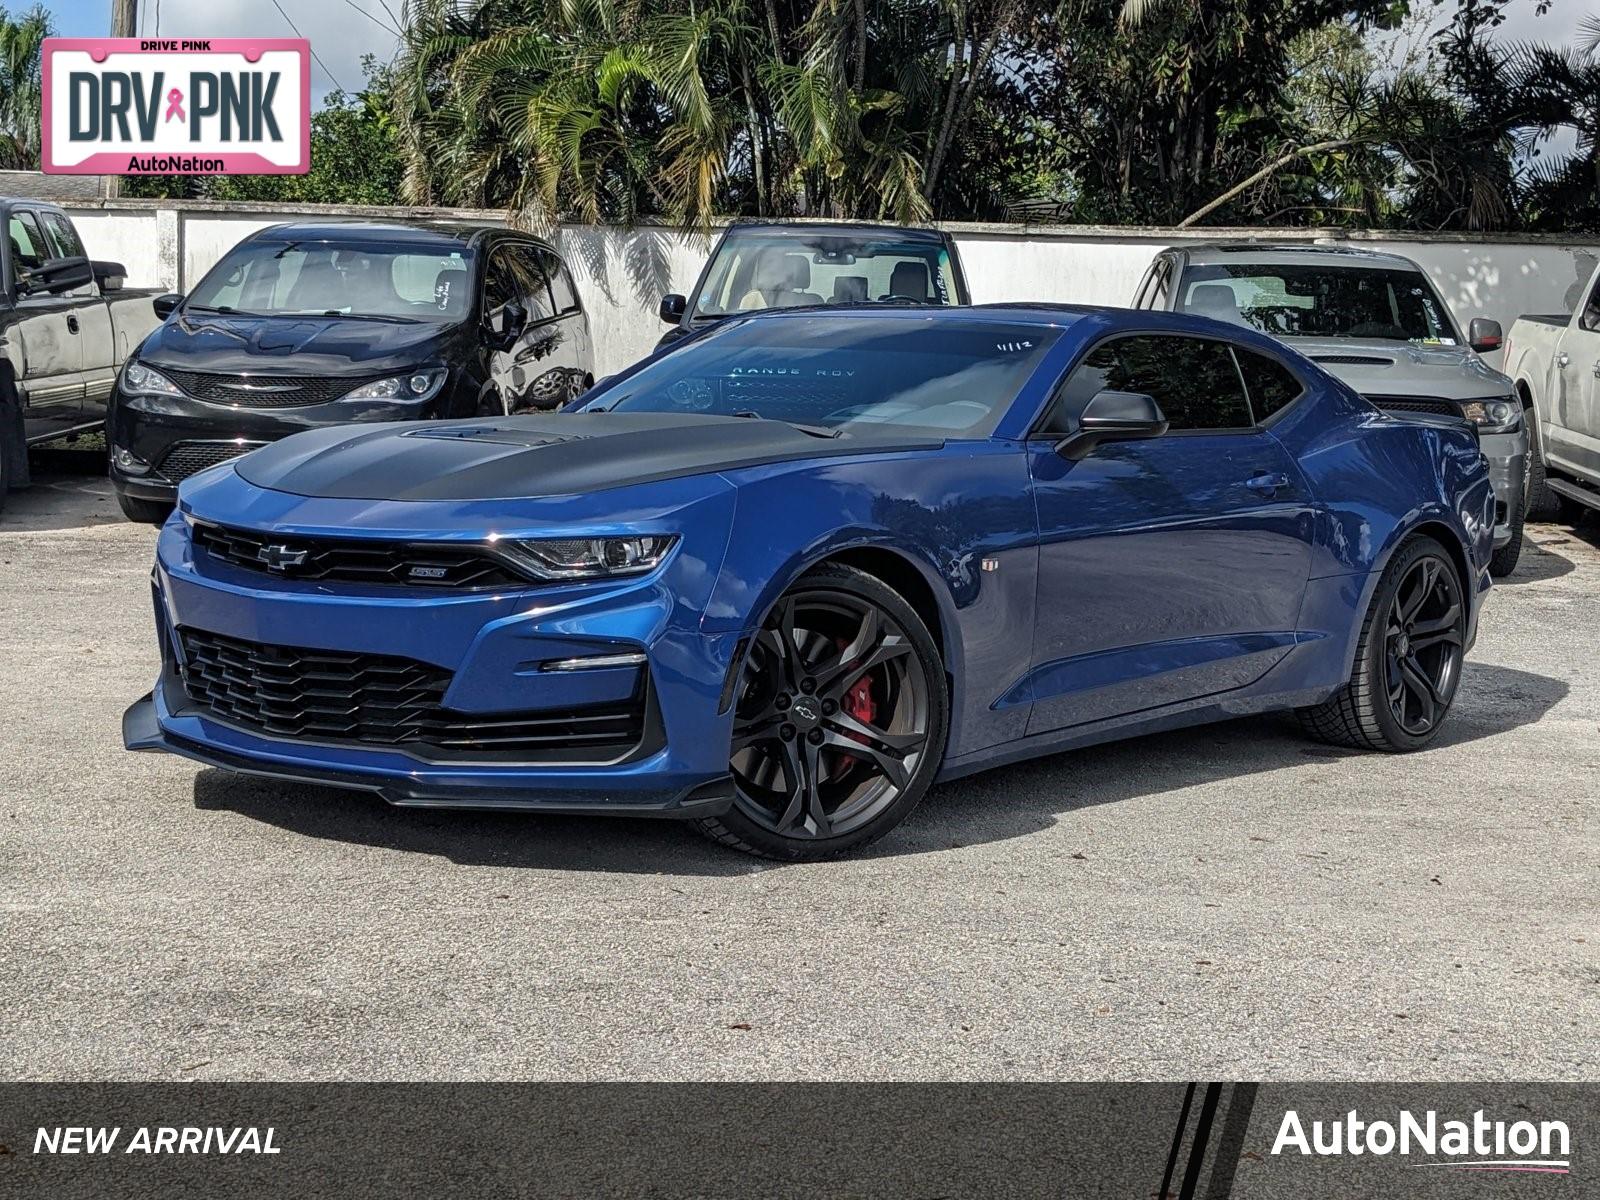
[[1133, 243, 1528, 576], [654, 221, 969, 350], [1504, 257, 1600, 522], [125, 305, 1493, 860], [0, 199, 163, 514], [107, 220, 593, 523]]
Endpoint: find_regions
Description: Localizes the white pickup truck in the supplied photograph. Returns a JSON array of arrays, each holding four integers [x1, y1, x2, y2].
[[1505, 259, 1600, 522]]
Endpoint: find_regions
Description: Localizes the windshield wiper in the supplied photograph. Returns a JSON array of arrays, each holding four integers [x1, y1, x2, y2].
[[730, 410, 841, 439], [311, 310, 418, 323]]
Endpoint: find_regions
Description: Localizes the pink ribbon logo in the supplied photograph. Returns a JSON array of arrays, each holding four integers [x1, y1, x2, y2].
[[164, 88, 185, 123]]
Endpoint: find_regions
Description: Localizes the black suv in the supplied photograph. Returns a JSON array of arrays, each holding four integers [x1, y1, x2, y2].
[[656, 222, 970, 349], [108, 220, 593, 522]]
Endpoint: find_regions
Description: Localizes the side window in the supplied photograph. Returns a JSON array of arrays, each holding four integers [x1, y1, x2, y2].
[[503, 244, 556, 323], [1149, 261, 1172, 310], [1132, 263, 1157, 309], [1234, 348, 1304, 423], [1045, 335, 1253, 435], [537, 247, 580, 314], [41, 212, 85, 259], [1582, 273, 1600, 332], [9, 210, 46, 271], [482, 250, 515, 317]]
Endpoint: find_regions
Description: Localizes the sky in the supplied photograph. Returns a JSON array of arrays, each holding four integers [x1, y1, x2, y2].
[[16, 0, 1594, 110]]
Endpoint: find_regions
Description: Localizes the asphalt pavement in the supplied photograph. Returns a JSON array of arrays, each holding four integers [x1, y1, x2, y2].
[[2, 449, 1595, 1080]]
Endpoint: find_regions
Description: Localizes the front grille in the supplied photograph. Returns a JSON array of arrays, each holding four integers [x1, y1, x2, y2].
[[162, 368, 377, 408], [193, 522, 525, 590], [175, 628, 647, 760], [1367, 395, 1458, 417], [156, 440, 266, 482]]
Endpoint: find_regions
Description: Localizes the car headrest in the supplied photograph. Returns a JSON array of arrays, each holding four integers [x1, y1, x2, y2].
[[830, 275, 868, 303], [1187, 283, 1242, 321], [887, 260, 930, 300], [781, 253, 811, 290]]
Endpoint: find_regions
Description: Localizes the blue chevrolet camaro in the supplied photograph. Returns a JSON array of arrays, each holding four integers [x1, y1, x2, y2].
[[124, 306, 1494, 859]]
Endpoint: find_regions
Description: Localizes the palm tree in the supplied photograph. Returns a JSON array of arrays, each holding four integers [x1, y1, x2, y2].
[[0, 5, 51, 170]]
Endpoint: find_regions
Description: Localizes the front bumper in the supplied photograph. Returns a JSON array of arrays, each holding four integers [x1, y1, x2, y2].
[[123, 692, 733, 815], [1481, 425, 1528, 547], [127, 483, 745, 816]]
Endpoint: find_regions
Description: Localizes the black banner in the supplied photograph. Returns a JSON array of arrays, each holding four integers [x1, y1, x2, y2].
[[0, 1083, 1591, 1198]]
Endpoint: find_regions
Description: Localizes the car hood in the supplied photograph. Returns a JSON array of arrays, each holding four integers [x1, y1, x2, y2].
[[234, 412, 946, 502], [138, 311, 454, 376], [1285, 336, 1511, 401]]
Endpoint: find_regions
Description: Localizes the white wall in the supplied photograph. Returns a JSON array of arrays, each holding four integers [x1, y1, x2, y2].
[[60, 201, 1600, 377]]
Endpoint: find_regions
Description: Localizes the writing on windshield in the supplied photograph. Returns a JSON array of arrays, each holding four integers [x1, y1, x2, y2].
[[585, 316, 1058, 437]]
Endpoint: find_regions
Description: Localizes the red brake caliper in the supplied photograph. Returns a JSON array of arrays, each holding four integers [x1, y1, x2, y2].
[[829, 638, 877, 780]]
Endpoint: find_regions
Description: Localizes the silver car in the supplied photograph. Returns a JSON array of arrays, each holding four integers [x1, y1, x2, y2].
[[1133, 243, 1528, 576]]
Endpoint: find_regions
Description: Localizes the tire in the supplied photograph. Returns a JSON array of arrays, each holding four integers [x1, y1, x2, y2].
[[1525, 408, 1562, 522], [1297, 535, 1466, 752], [693, 563, 949, 860], [116, 491, 172, 524], [1488, 490, 1524, 578]]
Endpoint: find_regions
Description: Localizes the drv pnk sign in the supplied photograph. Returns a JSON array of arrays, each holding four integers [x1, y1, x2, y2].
[[42, 38, 310, 175]]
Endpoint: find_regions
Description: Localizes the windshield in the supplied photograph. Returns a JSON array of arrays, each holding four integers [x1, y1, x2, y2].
[[1178, 263, 1458, 344], [693, 233, 959, 318], [581, 315, 1058, 437], [186, 239, 474, 321]]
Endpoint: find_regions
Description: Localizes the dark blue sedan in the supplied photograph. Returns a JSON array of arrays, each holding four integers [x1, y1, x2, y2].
[[124, 306, 1494, 859]]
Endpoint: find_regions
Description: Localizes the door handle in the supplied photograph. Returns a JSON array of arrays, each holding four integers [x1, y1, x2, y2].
[[1556, 351, 1569, 370], [1244, 472, 1290, 497], [1592, 360, 1600, 379], [66, 314, 79, 334]]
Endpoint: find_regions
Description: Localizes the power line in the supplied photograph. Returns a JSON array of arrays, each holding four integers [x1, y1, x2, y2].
[[267, 0, 346, 93], [333, 0, 399, 37]]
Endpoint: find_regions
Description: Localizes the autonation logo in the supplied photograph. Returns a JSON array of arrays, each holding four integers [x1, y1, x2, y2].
[[1272, 1108, 1571, 1174]]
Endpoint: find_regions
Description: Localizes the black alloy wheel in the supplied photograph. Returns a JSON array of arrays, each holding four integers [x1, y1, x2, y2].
[[1298, 535, 1467, 752], [1382, 554, 1465, 736], [694, 563, 948, 860]]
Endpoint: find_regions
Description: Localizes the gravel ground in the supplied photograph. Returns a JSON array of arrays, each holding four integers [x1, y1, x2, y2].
[[2, 451, 1595, 1082]]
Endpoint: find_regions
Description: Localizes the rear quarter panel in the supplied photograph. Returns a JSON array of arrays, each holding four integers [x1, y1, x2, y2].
[[1269, 378, 1493, 679]]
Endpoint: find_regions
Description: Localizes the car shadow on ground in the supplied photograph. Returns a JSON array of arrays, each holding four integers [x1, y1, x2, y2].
[[3, 446, 126, 533], [1501, 517, 1598, 585], [191, 660, 1568, 876], [1500, 529, 1574, 583]]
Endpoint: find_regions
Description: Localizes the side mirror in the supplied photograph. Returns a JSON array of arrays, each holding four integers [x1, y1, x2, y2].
[[1469, 317, 1503, 353], [1054, 390, 1169, 461], [19, 256, 92, 295], [92, 260, 127, 291], [658, 293, 687, 324], [485, 301, 527, 351], [152, 293, 182, 320]]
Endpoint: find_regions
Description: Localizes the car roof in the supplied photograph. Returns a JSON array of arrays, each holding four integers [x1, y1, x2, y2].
[[242, 219, 516, 249], [1174, 242, 1423, 271], [720, 221, 948, 243]]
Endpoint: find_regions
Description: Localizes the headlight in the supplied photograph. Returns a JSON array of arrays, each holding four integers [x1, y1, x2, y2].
[[122, 362, 182, 397], [341, 368, 448, 402], [494, 535, 678, 581], [1459, 397, 1519, 432]]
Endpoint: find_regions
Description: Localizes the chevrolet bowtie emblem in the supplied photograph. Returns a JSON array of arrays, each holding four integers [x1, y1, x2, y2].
[[257, 543, 309, 571]]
